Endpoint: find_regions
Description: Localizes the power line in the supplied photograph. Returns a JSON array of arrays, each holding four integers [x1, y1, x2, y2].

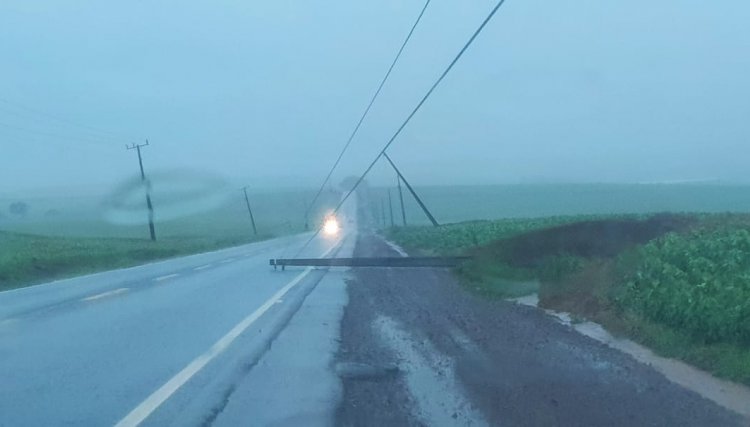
[[303, 0, 432, 223], [296, 0, 508, 256], [0, 120, 127, 150], [0, 97, 140, 144]]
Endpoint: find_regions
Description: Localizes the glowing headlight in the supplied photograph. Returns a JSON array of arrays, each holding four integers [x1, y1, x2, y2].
[[323, 217, 340, 236]]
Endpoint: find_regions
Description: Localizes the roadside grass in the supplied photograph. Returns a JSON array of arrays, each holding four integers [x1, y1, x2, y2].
[[0, 231, 270, 291], [0, 189, 341, 291], [385, 213, 750, 386]]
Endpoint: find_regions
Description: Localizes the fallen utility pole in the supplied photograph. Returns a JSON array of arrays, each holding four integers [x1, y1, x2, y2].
[[270, 256, 471, 270], [383, 152, 439, 227], [126, 140, 156, 241], [241, 186, 258, 236]]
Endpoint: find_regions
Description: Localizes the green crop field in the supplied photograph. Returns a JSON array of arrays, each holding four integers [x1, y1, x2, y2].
[[369, 183, 750, 226], [617, 218, 750, 345]]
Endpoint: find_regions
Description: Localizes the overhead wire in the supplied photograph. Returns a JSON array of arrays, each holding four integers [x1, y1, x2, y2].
[[0, 120, 129, 150], [294, 0, 509, 257], [303, 0, 432, 221], [0, 97, 141, 144]]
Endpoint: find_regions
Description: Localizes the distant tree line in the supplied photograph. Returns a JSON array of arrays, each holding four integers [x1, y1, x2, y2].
[[8, 202, 29, 218]]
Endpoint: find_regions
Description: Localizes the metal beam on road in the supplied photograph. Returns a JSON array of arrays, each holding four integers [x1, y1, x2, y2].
[[269, 256, 471, 270]]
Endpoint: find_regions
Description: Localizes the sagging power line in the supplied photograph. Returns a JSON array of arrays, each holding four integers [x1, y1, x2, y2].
[[303, 0, 432, 225], [0, 120, 127, 150], [0, 97, 140, 144], [295, 0, 508, 256]]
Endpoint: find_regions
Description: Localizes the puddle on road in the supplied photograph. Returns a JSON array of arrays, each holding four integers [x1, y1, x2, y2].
[[373, 315, 488, 427], [510, 294, 750, 420]]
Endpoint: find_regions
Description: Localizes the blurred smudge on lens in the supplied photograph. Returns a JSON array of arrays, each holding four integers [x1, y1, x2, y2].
[[102, 169, 230, 225]]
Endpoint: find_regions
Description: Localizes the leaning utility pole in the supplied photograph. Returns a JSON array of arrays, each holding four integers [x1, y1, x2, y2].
[[241, 186, 258, 236], [126, 140, 156, 241], [384, 152, 439, 227]]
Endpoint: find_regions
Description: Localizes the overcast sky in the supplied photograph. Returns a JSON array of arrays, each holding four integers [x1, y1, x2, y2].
[[1, 0, 748, 195]]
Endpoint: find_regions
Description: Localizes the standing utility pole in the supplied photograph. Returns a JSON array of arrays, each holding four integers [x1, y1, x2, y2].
[[380, 198, 387, 226], [396, 174, 407, 226], [242, 186, 258, 236], [387, 189, 395, 227], [126, 140, 156, 241]]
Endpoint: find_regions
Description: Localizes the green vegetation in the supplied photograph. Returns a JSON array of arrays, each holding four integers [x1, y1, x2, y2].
[[372, 183, 750, 226], [0, 188, 340, 290], [0, 231, 266, 291], [386, 213, 750, 385], [617, 219, 750, 346]]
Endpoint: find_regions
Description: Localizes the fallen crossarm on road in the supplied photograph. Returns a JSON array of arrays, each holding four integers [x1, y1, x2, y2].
[[269, 256, 472, 270]]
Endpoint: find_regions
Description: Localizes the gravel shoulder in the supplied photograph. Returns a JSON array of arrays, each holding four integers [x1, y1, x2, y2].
[[335, 232, 746, 426]]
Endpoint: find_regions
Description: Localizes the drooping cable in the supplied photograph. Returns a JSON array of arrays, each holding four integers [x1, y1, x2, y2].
[[294, 0, 510, 257], [303, 0, 432, 221]]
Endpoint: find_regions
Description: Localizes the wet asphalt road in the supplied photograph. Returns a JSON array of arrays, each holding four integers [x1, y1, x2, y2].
[[1, 190, 747, 426], [0, 199, 357, 426]]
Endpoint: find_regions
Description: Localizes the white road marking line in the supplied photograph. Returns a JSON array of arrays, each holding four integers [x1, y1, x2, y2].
[[384, 239, 409, 257], [193, 264, 212, 271], [82, 288, 129, 302], [219, 258, 235, 264], [115, 243, 339, 427], [154, 274, 179, 282]]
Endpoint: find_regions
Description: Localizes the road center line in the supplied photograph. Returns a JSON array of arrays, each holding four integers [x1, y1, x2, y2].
[[193, 264, 212, 271], [82, 288, 129, 302], [154, 274, 179, 282], [115, 242, 339, 427]]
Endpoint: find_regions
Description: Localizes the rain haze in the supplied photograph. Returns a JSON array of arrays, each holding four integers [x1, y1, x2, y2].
[[1, 0, 749, 195], [3, 2, 750, 426]]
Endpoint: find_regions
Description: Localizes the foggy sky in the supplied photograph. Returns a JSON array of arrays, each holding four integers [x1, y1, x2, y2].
[[1, 0, 748, 195]]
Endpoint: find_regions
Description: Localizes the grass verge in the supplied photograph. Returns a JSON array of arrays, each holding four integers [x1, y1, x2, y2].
[[0, 230, 272, 291]]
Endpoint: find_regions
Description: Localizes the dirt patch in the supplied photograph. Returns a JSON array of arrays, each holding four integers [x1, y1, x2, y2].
[[485, 213, 695, 268], [539, 260, 615, 317]]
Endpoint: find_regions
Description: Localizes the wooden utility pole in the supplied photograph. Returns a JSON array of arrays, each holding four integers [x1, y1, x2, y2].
[[126, 140, 156, 241], [380, 198, 387, 226], [242, 186, 258, 236], [388, 188, 395, 227], [396, 174, 407, 226], [384, 152, 438, 227]]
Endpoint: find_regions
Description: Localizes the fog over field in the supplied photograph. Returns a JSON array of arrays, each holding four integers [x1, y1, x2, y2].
[[1, 0, 748, 199]]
